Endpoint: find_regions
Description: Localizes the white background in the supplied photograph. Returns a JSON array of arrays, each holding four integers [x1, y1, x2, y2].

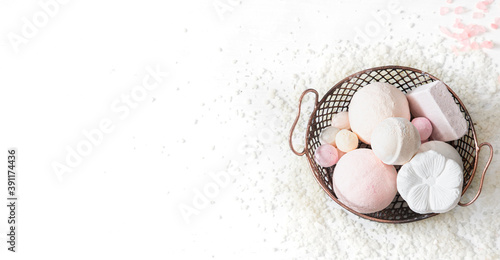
[[0, 0, 499, 259]]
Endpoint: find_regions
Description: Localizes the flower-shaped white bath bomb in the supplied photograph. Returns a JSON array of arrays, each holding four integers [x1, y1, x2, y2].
[[333, 149, 397, 214], [348, 82, 410, 144], [418, 141, 463, 170], [397, 150, 463, 214], [371, 117, 421, 165]]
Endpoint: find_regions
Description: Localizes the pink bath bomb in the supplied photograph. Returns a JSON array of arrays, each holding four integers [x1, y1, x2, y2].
[[411, 117, 433, 141], [333, 149, 397, 213], [314, 144, 339, 167], [331, 111, 351, 130], [337, 149, 346, 159]]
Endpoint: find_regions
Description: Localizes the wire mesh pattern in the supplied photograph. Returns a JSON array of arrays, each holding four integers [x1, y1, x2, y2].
[[305, 66, 478, 223]]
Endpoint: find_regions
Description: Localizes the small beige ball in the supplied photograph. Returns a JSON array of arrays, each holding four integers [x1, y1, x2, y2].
[[335, 129, 359, 153]]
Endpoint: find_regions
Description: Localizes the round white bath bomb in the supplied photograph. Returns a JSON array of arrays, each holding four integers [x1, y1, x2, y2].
[[419, 141, 463, 170], [331, 111, 350, 130], [349, 82, 411, 144], [319, 126, 340, 146], [371, 117, 421, 165], [333, 149, 397, 214]]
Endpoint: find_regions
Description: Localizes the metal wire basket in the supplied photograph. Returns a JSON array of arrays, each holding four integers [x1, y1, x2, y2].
[[289, 66, 493, 223]]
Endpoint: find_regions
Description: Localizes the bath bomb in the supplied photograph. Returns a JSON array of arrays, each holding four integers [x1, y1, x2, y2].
[[333, 149, 397, 214], [335, 129, 359, 153], [314, 144, 339, 167], [319, 126, 340, 146], [412, 117, 433, 141], [349, 82, 411, 144], [397, 150, 463, 214], [331, 111, 350, 130], [371, 117, 421, 165], [419, 141, 463, 170], [406, 81, 468, 141], [337, 149, 346, 159]]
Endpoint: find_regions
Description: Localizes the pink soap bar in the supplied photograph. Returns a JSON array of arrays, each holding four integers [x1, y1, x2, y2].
[[406, 81, 467, 142]]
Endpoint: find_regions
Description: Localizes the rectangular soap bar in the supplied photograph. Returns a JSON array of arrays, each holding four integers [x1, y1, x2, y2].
[[406, 81, 467, 142]]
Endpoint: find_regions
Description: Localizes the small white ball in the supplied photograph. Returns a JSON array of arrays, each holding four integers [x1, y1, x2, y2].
[[319, 126, 340, 146], [371, 117, 420, 165]]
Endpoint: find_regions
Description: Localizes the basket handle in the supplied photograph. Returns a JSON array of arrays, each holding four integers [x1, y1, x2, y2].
[[289, 89, 319, 156], [459, 142, 493, 207]]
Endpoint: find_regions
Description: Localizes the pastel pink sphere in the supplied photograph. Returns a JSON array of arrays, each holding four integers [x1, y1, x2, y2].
[[411, 117, 433, 141], [314, 144, 339, 167], [333, 149, 397, 213]]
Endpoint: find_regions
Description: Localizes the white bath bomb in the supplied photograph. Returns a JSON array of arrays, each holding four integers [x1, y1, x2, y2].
[[397, 150, 463, 214], [418, 141, 463, 170], [331, 111, 350, 130], [349, 82, 411, 144], [333, 149, 397, 214], [319, 126, 340, 146], [371, 117, 421, 165]]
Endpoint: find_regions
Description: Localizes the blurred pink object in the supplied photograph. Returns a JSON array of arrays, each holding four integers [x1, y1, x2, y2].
[[477, 1, 488, 10], [458, 32, 469, 40], [464, 25, 486, 37], [440, 26, 451, 36], [473, 12, 485, 19], [481, 41, 494, 48], [440, 7, 451, 15], [454, 6, 465, 14], [411, 117, 433, 141], [314, 144, 339, 167], [337, 149, 346, 159], [454, 19, 465, 28]]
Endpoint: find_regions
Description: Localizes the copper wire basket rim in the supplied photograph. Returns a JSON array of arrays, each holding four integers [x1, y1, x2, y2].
[[291, 65, 493, 223]]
